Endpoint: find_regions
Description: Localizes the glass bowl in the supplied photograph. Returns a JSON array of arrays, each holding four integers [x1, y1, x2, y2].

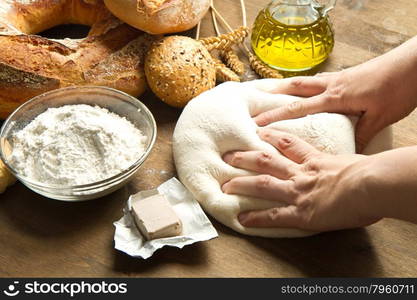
[[0, 86, 157, 201]]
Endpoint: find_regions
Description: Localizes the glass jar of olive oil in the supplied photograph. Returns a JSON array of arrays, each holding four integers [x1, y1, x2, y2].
[[251, 0, 336, 72]]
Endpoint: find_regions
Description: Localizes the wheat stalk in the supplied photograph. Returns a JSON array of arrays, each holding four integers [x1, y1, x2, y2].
[[199, 26, 249, 51], [248, 53, 283, 79], [220, 49, 245, 75], [195, 21, 201, 40], [214, 59, 240, 82], [209, 3, 245, 76], [210, 1, 284, 79]]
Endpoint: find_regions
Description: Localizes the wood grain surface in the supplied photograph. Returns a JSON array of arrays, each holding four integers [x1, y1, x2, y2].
[[1, 0, 417, 277]]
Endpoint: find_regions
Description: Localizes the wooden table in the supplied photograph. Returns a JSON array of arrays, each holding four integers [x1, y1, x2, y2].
[[1, 0, 417, 277]]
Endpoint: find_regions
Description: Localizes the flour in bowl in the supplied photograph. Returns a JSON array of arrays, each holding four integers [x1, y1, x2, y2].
[[9, 104, 147, 185]]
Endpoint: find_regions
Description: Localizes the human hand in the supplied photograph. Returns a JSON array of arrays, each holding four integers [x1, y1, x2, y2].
[[222, 128, 381, 232], [254, 40, 417, 152]]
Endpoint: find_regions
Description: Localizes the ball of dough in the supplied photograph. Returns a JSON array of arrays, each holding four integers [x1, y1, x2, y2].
[[145, 36, 216, 108], [173, 79, 393, 238], [104, 0, 210, 34]]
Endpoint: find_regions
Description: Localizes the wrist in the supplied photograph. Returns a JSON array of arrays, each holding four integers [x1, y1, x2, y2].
[[361, 147, 417, 223], [357, 155, 389, 219], [336, 155, 382, 220]]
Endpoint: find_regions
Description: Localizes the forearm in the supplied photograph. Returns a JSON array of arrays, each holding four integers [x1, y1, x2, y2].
[[368, 36, 417, 110], [363, 146, 417, 223], [371, 35, 417, 72]]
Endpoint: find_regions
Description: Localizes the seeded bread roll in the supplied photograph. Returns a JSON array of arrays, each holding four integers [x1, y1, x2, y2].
[[145, 36, 216, 108]]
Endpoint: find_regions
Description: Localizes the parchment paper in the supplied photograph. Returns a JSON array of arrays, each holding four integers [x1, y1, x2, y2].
[[113, 177, 218, 259]]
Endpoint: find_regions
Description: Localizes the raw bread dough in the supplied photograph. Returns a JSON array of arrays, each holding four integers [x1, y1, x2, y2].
[[173, 79, 392, 238]]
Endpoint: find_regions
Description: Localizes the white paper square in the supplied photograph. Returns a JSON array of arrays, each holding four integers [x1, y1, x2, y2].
[[113, 177, 218, 259]]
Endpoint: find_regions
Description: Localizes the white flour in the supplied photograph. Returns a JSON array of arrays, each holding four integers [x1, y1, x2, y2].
[[9, 104, 146, 185]]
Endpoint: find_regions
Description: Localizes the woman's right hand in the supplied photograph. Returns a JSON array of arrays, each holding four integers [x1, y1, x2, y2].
[[254, 36, 417, 152]]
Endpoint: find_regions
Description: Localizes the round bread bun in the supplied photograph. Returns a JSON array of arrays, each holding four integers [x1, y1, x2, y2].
[[145, 36, 216, 107], [0, 0, 156, 119], [104, 0, 210, 34]]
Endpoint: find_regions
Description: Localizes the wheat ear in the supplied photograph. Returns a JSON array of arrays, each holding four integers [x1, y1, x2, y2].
[[210, 2, 283, 79], [209, 3, 245, 75], [199, 26, 249, 51], [248, 53, 283, 79], [220, 49, 245, 75], [214, 59, 240, 82]]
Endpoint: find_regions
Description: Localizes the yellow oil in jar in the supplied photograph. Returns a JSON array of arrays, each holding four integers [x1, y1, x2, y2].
[[251, 7, 334, 72]]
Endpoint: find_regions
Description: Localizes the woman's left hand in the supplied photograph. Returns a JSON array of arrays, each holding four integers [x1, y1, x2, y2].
[[221, 128, 381, 232]]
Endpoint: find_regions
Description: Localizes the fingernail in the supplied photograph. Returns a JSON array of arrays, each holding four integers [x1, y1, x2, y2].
[[355, 143, 364, 154], [254, 117, 266, 127], [238, 212, 249, 224], [222, 152, 233, 163], [257, 129, 267, 138], [221, 182, 229, 193], [279, 137, 291, 148]]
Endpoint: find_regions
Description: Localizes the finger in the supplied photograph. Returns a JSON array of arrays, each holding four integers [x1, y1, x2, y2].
[[222, 175, 294, 204], [315, 71, 334, 77], [254, 94, 330, 126], [238, 206, 302, 228], [258, 129, 320, 164], [223, 151, 299, 179], [250, 76, 326, 96], [273, 76, 328, 96], [355, 113, 381, 153]]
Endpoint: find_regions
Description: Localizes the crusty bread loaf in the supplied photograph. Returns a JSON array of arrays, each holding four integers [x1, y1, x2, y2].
[[0, 0, 121, 36], [145, 36, 216, 107], [104, 0, 210, 34], [0, 0, 155, 119]]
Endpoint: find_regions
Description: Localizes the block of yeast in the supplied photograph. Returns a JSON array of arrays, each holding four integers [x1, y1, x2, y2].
[[131, 193, 182, 240]]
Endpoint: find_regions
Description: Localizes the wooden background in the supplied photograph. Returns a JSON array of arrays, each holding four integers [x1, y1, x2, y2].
[[1, 0, 417, 277]]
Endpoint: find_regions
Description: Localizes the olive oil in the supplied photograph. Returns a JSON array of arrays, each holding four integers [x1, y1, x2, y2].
[[251, 5, 334, 72]]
